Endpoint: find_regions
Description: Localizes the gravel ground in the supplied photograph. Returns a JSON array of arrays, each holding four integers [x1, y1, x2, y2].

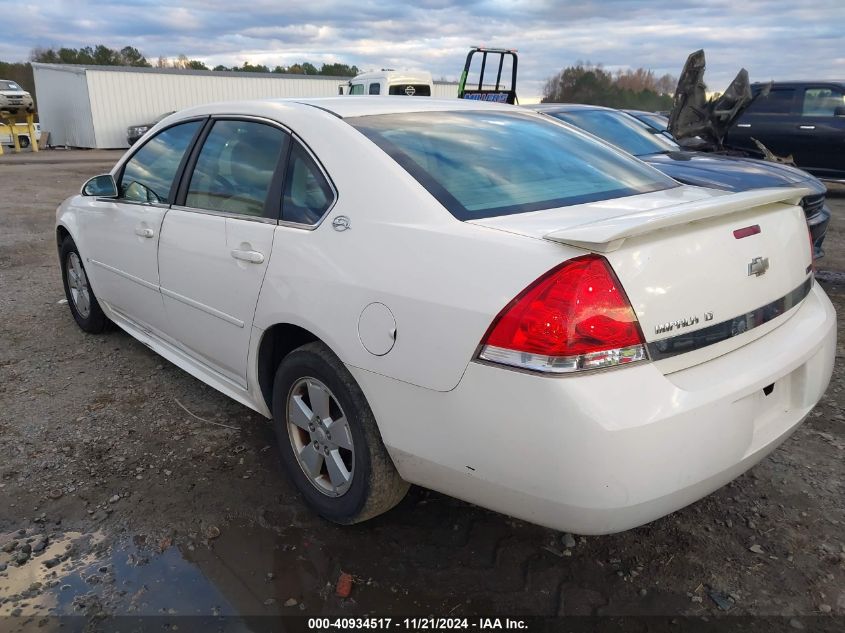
[[0, 150, 843, 624]]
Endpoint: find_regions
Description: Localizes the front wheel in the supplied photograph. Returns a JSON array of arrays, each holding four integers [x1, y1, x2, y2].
[[272, 342, 409, 524], [60, 236, 108, 333], [17, 135, 30, 148]]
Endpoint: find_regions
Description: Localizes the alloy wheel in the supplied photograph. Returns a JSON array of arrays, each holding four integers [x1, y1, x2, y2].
[[66, 252, 91, 319], [286, 377, 355, 497]]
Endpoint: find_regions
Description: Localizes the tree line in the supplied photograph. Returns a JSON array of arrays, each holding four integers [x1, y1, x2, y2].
[[30, 45, 359, 76], [0, 44, 361, 109], [543, 62, 677, 111]]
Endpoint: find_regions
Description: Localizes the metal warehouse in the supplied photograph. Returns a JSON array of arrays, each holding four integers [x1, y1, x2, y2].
[[31, 63, 460, 149]]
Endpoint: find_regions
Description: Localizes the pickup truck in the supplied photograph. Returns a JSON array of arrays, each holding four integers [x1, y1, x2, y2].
[[0, 121, 42, 148], [726, 81, 845, 181]]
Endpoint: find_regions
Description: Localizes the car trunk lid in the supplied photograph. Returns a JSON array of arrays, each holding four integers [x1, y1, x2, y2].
[[470, 186, 814, 373]]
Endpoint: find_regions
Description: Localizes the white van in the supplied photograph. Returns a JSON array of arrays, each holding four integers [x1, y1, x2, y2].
[[342, 70, 433, 97]]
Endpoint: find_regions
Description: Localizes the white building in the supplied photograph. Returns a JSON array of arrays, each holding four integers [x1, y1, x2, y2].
[[32, 63, 460, 149]]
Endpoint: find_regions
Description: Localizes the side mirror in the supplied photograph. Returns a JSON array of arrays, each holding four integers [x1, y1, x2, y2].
[[834, 106, 845, 117], [81, 174, 118, 197]]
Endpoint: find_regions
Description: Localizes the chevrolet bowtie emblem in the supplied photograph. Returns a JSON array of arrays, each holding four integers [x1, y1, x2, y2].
[[748, 256, 769, 277]]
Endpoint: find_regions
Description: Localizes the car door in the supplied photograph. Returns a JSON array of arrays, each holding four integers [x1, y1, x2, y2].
[[157, 118, 289, 387], [726, 87, 798, 157], [79, 119, 204, 334], [790, 85, 845, 178]]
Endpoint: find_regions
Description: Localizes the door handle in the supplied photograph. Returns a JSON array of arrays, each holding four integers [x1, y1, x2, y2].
[[231, 249, 265, 264], [798, 125, 816, 130], [736, 123, 751, 128], [134, 227, 154, 238]]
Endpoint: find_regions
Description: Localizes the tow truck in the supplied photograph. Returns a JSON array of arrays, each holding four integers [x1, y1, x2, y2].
[[457, 47, 519, 104]]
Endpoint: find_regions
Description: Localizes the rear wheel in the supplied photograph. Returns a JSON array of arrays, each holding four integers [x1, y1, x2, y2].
[[17, 135, 30, 148], [60, 236, 108, 333], [272, 342, 409, 524]]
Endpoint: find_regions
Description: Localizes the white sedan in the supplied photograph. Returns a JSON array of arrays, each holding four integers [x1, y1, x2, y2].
[[56, 98, 836, 534]]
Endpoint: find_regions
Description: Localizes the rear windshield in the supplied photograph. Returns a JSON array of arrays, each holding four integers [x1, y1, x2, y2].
[[388, 84, 431, 96], [549, 109, 679, 157], [348, 110, 676, 220]]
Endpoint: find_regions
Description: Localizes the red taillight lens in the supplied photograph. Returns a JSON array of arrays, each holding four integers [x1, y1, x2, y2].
[[479, 255, 647, 373]]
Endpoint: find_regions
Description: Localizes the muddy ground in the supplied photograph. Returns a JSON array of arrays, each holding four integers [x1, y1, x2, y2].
[[0, 150, 843, 626]]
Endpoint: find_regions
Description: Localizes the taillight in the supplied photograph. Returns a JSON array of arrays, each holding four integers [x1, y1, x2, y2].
[[478, 255, 647, 373]]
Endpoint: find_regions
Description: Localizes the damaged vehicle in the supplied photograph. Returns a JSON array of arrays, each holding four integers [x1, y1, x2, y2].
[[534, 103, 831, 258], [55, 98, 835, 535], [668, 50, 845, 181]]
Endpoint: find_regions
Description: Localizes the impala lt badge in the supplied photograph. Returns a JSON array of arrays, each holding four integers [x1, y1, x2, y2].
[[748, 256, 770, 277], [655, 310, 715, 335]]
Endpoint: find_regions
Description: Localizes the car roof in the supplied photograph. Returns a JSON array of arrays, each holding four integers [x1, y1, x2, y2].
[[751, 80, 845, 88], [173, 96, 520, 122], [530, 103, 614, 113], [350, 70, 433, 82]]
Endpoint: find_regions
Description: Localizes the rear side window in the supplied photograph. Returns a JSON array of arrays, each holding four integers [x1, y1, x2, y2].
[[349, 111, 676, 220], [388, 84, 431, 96], [185, 120, 287, 217], [802, 87, 844, 116], [282, 141, 335, 225], [369, 83, 381, 95], [746, 89, 795, 114], [119, 120, 201, 203]]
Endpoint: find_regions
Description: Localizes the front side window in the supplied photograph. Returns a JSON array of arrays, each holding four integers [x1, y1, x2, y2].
[[369, 83, 381, 95], [185, 120, 286, 217], [747, 89, 795, 114], [349, 83, 364, 95], [802, 87, 844, 116], [282, 141, 335, 225], [349, 111, 676, 220], [119, 120, 201, 203], [549, 110, 679, 157]]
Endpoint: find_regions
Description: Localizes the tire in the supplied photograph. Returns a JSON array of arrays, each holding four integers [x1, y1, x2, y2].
[[59, 236, 108, 333], [17, 135, 30, 148], [272, 342, 409, 524]]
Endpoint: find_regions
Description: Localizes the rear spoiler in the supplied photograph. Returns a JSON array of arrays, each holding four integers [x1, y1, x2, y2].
[[543, 187, 812, 252]]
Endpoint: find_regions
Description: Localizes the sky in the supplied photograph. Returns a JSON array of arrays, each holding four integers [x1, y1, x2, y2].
[[1, 0, 843, 101]]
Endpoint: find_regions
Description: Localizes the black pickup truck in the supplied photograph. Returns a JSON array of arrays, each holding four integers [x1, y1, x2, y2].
[[725, 81, 845, 181]]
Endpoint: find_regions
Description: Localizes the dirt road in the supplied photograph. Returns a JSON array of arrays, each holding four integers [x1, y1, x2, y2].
[[1, 151, 843, 624]]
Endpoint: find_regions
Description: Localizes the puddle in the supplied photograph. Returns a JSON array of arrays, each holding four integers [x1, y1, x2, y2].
[[0, 514, 467, 622]]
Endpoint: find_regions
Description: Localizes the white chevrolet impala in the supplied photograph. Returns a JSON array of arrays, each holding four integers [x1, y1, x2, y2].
[[56, 98, 836, 534]]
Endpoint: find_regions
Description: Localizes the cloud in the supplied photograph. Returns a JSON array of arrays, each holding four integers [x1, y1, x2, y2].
[[1, 0, 843, 100]]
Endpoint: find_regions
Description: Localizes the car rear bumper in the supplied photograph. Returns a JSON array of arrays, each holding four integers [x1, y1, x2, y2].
[[351, 282, 836, 534]]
